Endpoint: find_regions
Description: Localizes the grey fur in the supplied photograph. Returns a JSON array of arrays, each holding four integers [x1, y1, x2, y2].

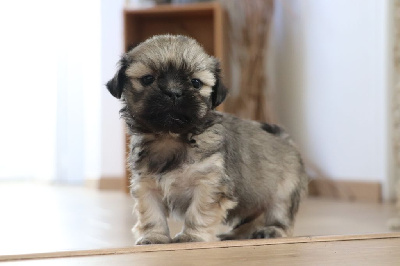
[[106, 35, 309, 244]]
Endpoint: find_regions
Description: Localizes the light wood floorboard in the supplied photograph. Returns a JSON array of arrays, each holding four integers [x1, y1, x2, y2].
[[1, 234, 400, 265], [0, 182, 398, 264]]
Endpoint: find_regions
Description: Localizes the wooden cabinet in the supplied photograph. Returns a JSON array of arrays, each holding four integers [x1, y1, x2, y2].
[[124, 2, 226, 68]]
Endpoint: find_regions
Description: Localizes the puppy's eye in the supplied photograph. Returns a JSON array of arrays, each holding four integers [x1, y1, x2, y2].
[[140, 75, 155, 86], [191, 79, 202, 89]]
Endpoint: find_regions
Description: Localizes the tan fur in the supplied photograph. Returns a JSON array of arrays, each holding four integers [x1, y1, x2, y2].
[[126, 62, 153, 79]]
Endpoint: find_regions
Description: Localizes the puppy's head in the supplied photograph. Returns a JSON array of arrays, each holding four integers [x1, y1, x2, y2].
[[106, 35, 227, 134]]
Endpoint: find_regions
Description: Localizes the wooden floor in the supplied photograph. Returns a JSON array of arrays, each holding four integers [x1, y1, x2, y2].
[[2, 234, 400, 265], [0, 182, 399, 265]]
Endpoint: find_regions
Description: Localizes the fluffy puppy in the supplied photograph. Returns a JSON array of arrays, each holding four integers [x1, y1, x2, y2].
[[106, 35, 308, 244]]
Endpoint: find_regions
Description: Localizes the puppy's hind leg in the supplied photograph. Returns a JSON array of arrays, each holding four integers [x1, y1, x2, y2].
[[251, 221, 290, 239], [218, 213, 265, 241], [252, 186, 303, 239], [218, 209, 291, 241]]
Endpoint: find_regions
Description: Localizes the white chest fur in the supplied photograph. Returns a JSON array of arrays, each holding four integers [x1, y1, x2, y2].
[[158, 151, 224, 216], [131, 129, 227, 216]]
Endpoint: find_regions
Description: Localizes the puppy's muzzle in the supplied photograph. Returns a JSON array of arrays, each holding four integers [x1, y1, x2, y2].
[[161, 87, 183, 100], [158, 75, 185, 103]]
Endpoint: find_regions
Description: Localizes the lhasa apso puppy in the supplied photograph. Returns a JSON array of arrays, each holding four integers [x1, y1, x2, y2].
[[106, 35, 308, 244]]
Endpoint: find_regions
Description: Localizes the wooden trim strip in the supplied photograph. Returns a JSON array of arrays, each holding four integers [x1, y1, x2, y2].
[[98, 177, 125, 191], [1, 233, 400, 262], [308, 179, 382, 203], [124, 2, 219, 15]]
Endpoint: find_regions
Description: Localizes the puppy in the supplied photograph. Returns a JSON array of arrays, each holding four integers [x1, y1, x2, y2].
[[106, 35, 308, 244]]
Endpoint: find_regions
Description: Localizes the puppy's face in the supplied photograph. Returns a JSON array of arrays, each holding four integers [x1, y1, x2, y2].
[[106, 35, 227, 134]]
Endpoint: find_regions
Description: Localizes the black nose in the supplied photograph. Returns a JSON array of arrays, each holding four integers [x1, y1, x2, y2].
[[163, 89, 182, 99]]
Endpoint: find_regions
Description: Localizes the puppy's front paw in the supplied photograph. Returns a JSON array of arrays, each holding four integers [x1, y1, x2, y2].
[[135, 234, 171, 245], [172, 233, 204, 243]]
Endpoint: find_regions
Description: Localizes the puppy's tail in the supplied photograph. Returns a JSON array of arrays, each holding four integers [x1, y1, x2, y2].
[[261, 123, 296, 146], [278, 129, 297, 147]]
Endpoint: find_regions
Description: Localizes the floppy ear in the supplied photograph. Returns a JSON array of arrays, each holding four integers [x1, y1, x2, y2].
[[211, 63, 228, 109], [106, 55, 130, 99]]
